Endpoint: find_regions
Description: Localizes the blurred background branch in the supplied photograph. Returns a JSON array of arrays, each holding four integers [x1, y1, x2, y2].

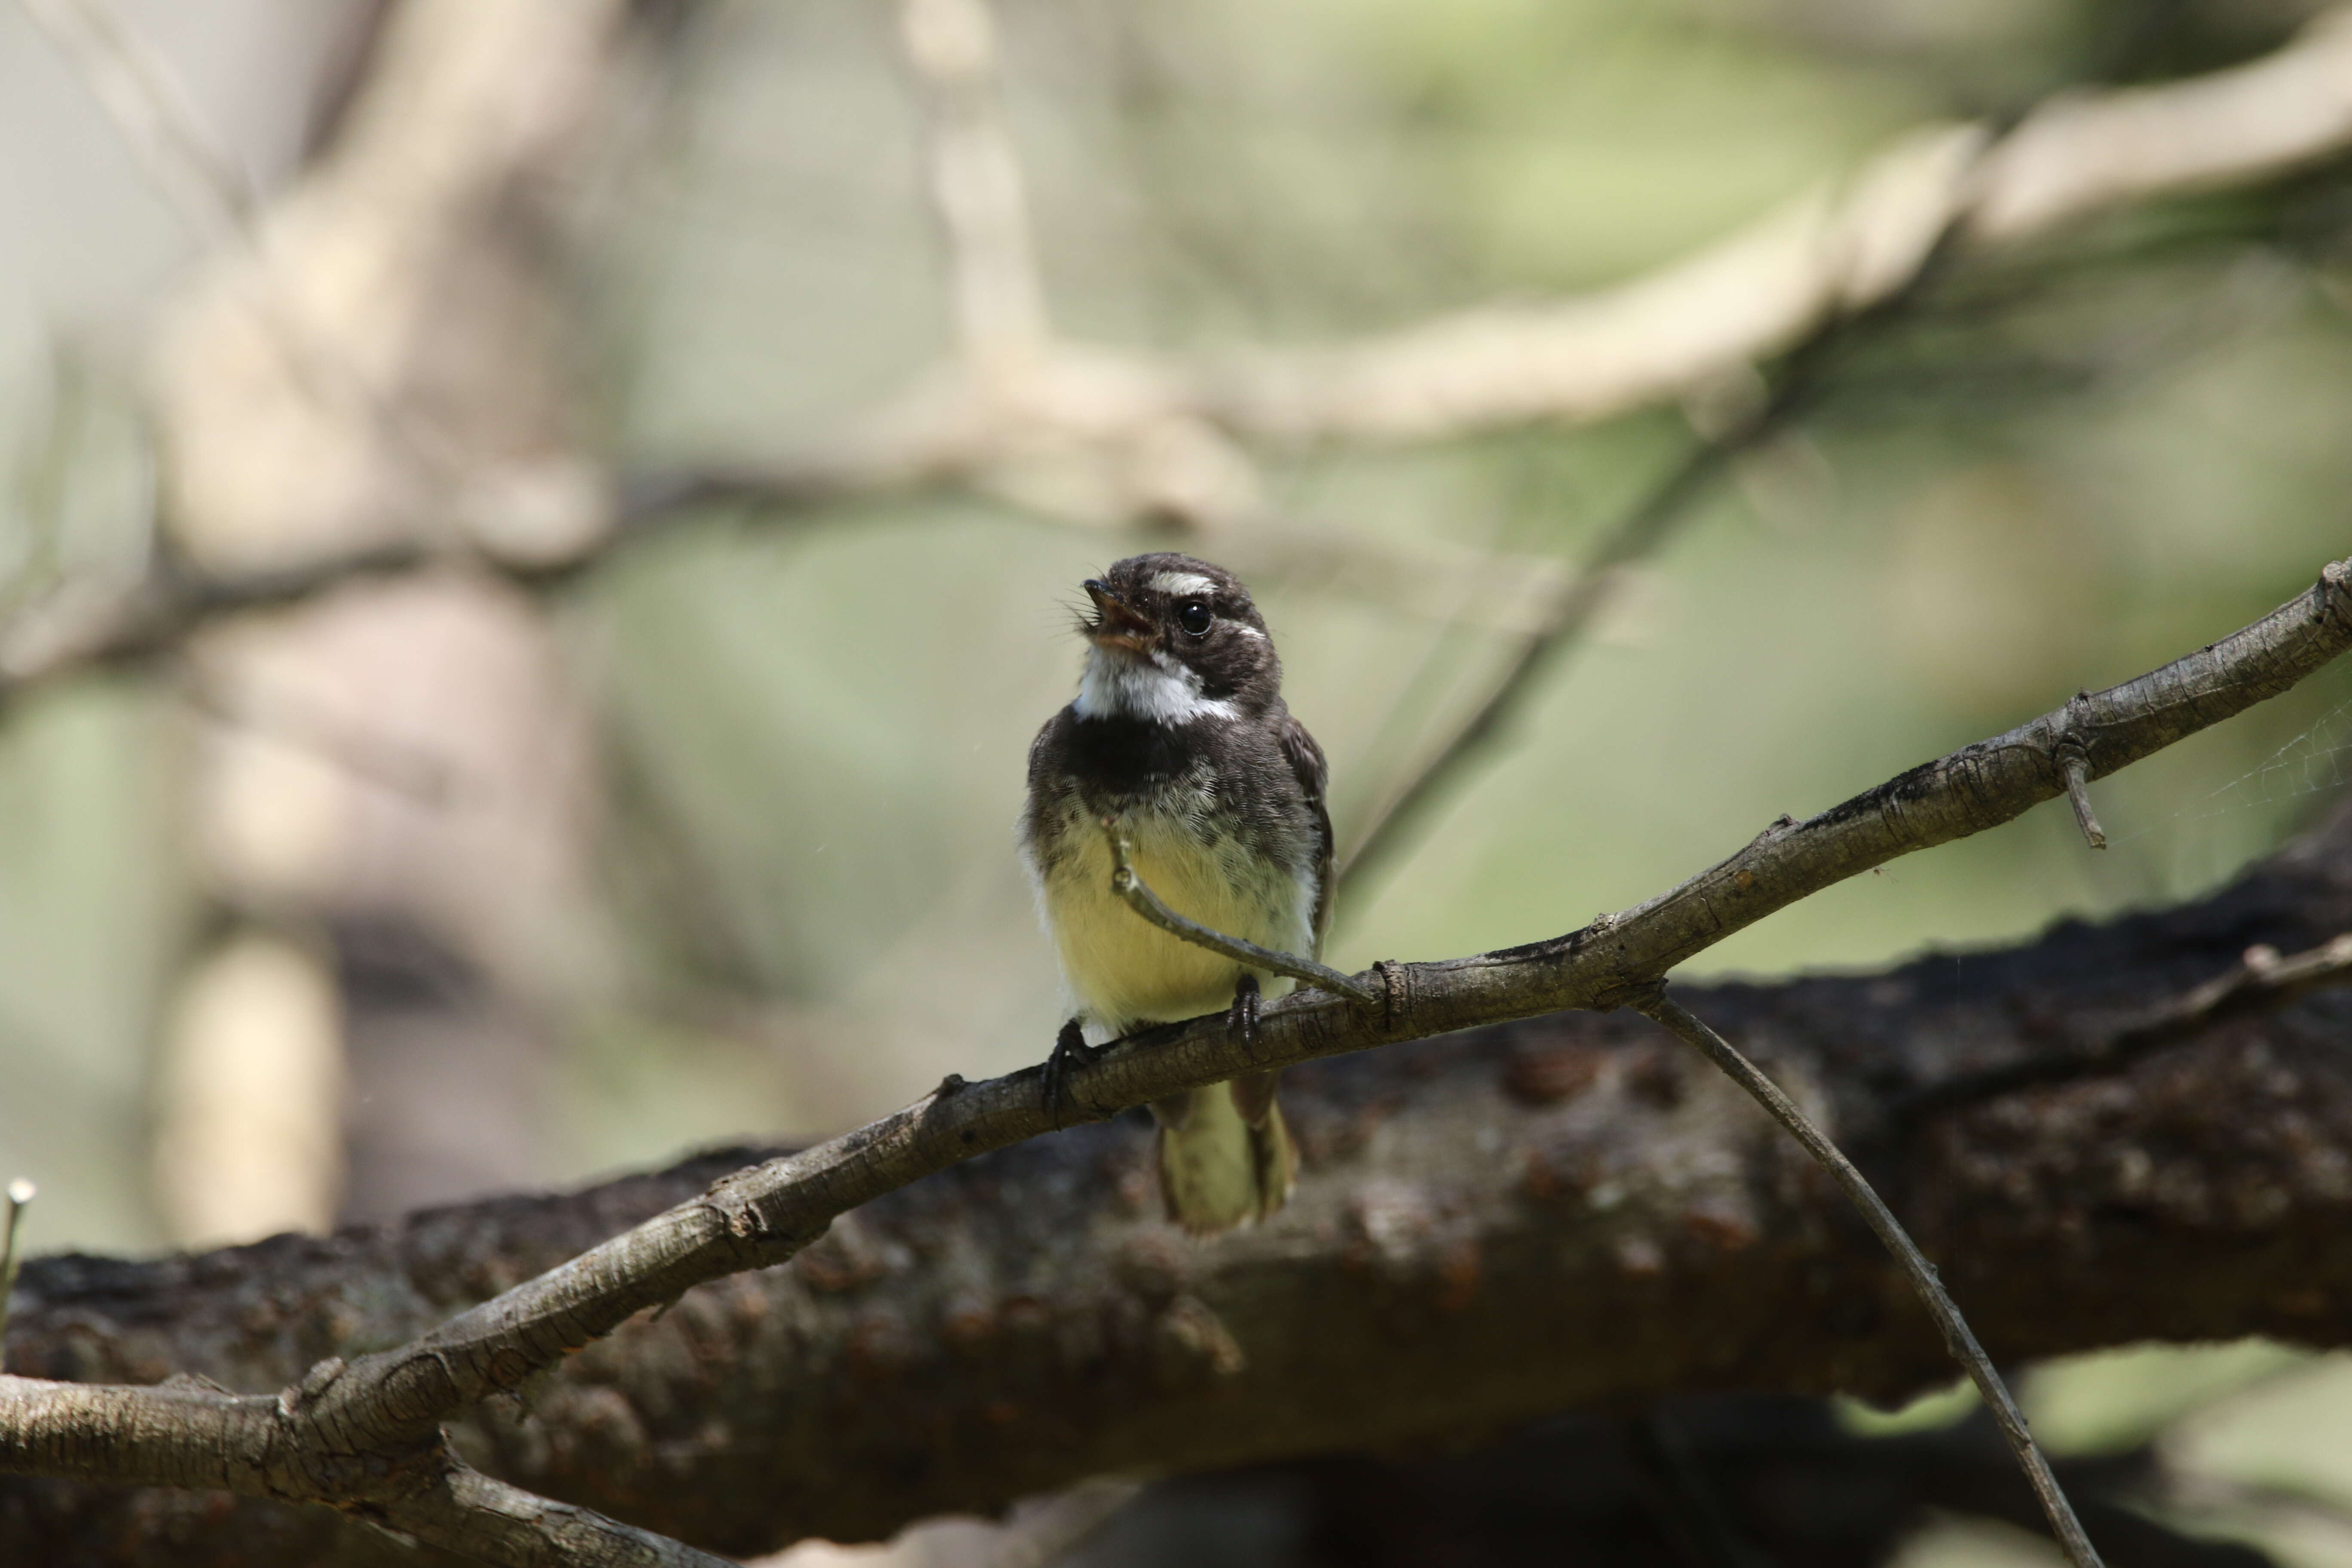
[[14, 8, 2352, 703]]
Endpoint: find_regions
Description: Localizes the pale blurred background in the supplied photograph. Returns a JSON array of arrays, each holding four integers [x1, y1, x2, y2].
[[2, 1, 2352, 1563]]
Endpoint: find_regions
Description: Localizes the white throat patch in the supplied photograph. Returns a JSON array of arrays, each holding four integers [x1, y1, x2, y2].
[[1074, 646, 1238, 726]]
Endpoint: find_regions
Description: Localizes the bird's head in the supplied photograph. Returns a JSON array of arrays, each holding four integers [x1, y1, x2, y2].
[[1075, 554, 1279, 723]]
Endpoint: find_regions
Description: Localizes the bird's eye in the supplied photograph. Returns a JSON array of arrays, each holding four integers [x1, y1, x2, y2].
[[1177, 600, 1213, 637]]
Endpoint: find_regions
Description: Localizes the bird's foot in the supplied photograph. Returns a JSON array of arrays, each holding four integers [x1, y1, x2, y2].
[[1226, 973, 1261, 1054], [1041, 1017, 1102, 1126]]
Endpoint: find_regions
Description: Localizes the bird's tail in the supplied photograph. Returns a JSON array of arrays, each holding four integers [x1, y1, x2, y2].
[[1152, 1070, 1295, 1236]]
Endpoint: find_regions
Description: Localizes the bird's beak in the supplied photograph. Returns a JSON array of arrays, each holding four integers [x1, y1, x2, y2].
[[1084, 579, 1155, 653]]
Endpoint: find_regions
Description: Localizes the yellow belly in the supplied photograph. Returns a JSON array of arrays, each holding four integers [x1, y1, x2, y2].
[[1038, 811, 1310, 1030]]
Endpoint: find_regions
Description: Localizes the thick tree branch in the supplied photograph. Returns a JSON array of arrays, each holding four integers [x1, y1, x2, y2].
[[2, 560, 2345, 1560]]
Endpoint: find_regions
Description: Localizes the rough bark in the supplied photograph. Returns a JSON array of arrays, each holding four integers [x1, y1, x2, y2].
[[7, 794, 2352, 1561]]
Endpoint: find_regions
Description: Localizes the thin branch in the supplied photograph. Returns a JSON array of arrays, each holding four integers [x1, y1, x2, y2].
[[2110, 933, 2352, 1050], [1893, 931, 2352, 1122], [1332, 415, 1749, 894], [1101, 818, 1377, 1004], [384, 1460, 735, 1568], [2058, 707, 2109, 850], [1633, 992, 2104, 1568], [1332, 448, 1717, 889], [1333, 235, 1960, 896], [2062, 747, 2109, 849]]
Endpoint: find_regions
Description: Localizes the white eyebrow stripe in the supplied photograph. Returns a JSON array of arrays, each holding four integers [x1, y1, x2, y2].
[[1148, 571, 1217, 597]]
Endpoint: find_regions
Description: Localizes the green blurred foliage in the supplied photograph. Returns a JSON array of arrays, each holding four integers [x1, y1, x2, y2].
[[0, 683, 185, 1251]]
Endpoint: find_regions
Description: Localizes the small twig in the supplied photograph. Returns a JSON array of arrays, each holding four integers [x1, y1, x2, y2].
[[0, 1181, 33, 1369], [2062, 755, 2106, 847], [2058, 737, 2107, 848], [1334, 436, 1732, 896], [1634, 992, 2105, 1568], [1101, 818, 1377, 1004], [1893, 932, 2352, 1121]]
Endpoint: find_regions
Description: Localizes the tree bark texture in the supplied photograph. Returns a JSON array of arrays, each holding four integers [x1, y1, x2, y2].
[[8, 800, 2352, 1561]]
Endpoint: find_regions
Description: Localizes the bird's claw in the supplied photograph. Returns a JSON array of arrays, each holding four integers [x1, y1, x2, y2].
[[1041, 1017, 1101, 1127], [1226, 973, 1261, 1053]]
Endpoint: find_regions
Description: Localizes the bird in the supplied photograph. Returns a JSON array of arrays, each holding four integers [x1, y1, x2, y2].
[[1020, 552, 1332, 1235]]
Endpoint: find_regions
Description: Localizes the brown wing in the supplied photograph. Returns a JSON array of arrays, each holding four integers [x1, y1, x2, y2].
[[1278, 710, 1335, 956]]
